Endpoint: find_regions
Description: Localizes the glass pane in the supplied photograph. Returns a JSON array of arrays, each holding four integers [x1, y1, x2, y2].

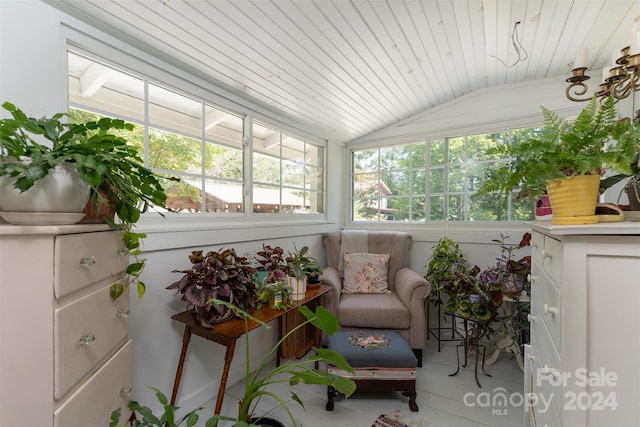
[[411, 169, 425, 194], [380, 145, 409, 170], [429, 195, 445, 221], [202, 179, 243, 213], [253, 122, 280, 156], [204, 142, 242, 180], [448, 166, 465, 192], [165, 178, 203, 212], [411, 196, 426, 221], [353, 173, 379, 198], [149, 128, 201, 174], [429, 168, 445, 193], [388, 197, 409, 220], [253, 184, 281, 213], [468, 132, 507, 161], [448, 194, 464, 221], [512, 194, 535, 221], [411, 142, 426, 168], [429, 139, 445, 165], [149, 84, 201, 139], [68, 52, 145, 123], [353, 198, 377, 221], [253, 152, 280, 185], [469, 193, 507, 221], [353, 149, 378, 173], [204, 104, 243, 149], [448, 136, 465, 163], [306, 144, 323, 167]]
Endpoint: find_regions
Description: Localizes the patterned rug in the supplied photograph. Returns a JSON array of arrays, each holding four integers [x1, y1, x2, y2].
[[372, 410, 431, 427]]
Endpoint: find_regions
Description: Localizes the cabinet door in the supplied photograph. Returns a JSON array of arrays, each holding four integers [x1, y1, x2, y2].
[[280, 299, 320, 359], [54, 340, 132, 427]]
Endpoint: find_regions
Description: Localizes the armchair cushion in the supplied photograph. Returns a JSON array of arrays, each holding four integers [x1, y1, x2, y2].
[[342, 253, 390, 294], [338, 293, 410, 329]]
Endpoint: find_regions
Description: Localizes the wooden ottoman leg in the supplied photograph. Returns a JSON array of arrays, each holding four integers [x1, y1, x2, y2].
[[403, 382, 419, 412], [326, 386, 335, 411]]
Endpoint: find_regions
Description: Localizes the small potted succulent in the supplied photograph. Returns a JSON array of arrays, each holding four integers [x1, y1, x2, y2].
[[166, 249, 258, 327]]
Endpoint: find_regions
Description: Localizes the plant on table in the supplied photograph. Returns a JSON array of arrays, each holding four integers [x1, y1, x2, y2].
[[424, 236, 470, 316], [0, 101, 175, 300], [254, 244, 288, 283], [166, 249, 258, 327], [256, 280, 294, 311], [111, 304, 356, 427], [285, 245, 323, 284]]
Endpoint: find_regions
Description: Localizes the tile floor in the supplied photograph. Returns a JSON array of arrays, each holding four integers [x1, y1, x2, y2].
[[195, 331, 526, 427]]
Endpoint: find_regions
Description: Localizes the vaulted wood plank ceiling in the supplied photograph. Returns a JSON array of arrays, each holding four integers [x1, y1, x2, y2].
[[46, 0, 639, 143]]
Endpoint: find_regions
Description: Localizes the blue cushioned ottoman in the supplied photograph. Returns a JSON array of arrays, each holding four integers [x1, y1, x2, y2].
[[326, 330, 418, 412]]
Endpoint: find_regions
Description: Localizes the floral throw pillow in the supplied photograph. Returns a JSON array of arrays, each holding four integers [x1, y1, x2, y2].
[[342, 253, 390, 294]]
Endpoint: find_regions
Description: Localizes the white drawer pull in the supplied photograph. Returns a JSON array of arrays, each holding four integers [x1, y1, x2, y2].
[[118, 248, 129, 257], [543, 304, 558, 315], [120, 386, 132, 397], [527, 354, 535, 361], [541, 365, 559, 376], [79, 256, 96, 268], [79, 333, 96, 346], [527, 313, 536, 322], [117, 308, 130, 318], [542, 250, 552, 261]]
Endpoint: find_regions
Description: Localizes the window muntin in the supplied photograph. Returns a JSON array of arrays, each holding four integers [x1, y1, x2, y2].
[[68, 50, 325, 216], [351, 129, 540, 222]]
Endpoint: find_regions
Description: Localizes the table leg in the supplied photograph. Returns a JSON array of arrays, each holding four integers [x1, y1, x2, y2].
[[170, 325, 192, 406], [214, 338, 237, 415]]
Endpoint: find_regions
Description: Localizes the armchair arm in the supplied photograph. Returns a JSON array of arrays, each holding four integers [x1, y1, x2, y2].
[[319, 266, 342, 318], [394, 267, 431, 307]]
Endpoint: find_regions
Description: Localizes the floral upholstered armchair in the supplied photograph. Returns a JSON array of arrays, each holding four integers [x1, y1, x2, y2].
[[320, 230, 432, 365]]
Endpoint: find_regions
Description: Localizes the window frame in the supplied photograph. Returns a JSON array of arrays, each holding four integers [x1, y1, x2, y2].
[[65, 44, 328, 226]]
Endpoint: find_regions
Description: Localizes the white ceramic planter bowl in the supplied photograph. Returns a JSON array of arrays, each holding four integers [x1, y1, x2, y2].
[[0, 162, 91, 213]]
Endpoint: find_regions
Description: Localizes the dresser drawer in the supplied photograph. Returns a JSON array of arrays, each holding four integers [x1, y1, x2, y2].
[[54, 339, 132, 427], [529, 342, 562, 427], [54, 231, 127, 299], [54, 283, 129, 399], [531, 265, 561, 352], [542, 235, 564, 289]]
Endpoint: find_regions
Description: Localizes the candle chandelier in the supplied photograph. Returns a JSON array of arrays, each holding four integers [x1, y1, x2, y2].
[[566, 46, 640, 102]]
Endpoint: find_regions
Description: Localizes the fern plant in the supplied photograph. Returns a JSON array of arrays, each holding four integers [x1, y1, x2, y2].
[[475, 96, 639, 200]]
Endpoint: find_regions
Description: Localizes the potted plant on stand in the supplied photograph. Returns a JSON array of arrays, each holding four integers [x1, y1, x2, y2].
[[166, 249, 258, 327], [285, 245, 322, 300], [0, 101, 174, 299], [475, 96, 639, 224]]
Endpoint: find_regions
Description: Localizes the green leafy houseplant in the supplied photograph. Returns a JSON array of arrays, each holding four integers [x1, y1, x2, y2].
[[475, 96, 638, 201], [0, 101, 174, 300], [285, 245, 323, 281], [424, 237, 470, 311], [111, 304, 356, 427], [167, 249, 258, 327], [256, 280, 294, 311]]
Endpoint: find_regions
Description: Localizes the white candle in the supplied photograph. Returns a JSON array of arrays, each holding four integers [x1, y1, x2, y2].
[[630, 24, 640, 54], [574, 48, 588, 69]]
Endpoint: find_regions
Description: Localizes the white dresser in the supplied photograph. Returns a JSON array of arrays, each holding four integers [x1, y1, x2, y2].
[[0, 225, 133, 427], [525, 222, 640, 427]]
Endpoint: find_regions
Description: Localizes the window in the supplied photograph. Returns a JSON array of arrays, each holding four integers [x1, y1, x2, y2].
[[67, 51, 325, 215], [351, 129, 541, 222]]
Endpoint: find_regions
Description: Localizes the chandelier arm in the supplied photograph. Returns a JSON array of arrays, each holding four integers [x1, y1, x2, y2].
[[612, 77, 632, 100], [565, 81, 593, 102]]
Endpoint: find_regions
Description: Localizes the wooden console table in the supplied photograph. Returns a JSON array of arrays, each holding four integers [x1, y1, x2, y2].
[[169, 284, 332, 415]]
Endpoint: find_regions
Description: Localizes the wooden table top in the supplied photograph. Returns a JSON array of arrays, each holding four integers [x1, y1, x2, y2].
[[171, 284, 332, 345]]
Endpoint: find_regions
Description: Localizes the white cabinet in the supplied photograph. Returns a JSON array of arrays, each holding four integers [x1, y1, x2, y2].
[[526, 222, 640, 427], [0, 225, 132, 427]]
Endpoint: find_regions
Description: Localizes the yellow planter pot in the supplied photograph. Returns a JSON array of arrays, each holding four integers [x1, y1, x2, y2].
[[546, 175, 600, 225]]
